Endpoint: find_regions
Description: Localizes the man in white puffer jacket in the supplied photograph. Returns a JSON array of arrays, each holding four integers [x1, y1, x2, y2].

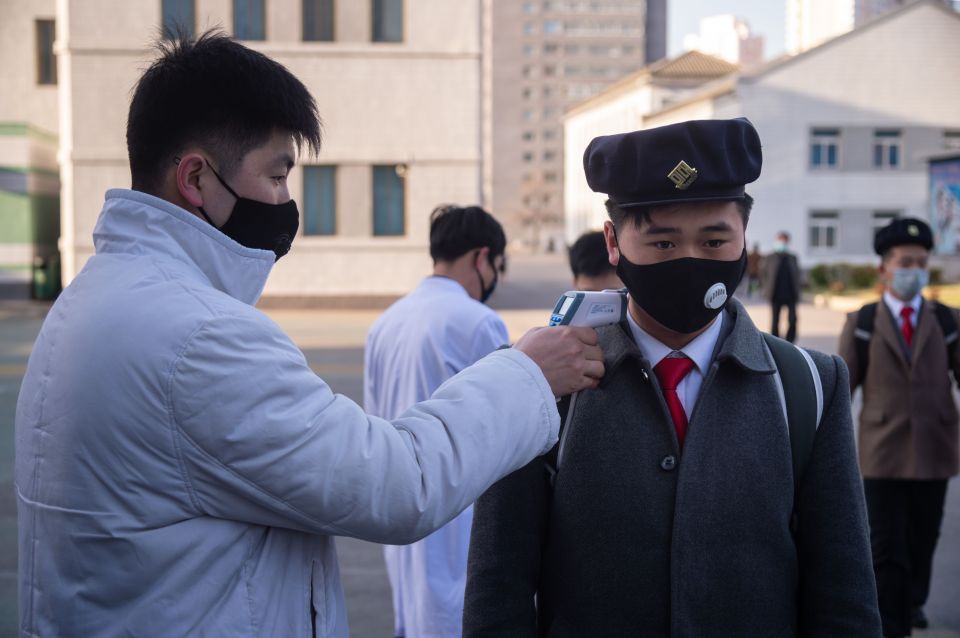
[[14, 33, 603, 637]]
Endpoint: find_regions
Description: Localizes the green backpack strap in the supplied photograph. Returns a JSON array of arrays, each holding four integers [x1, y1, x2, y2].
[[761, 333, 823, 496]]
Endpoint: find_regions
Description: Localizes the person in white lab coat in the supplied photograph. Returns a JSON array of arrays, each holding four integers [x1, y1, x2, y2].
[[14, 33, 605, 637], [365, 205, 511, 637]]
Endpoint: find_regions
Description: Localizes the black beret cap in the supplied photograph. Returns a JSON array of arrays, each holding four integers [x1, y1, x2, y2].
[[874, 217, 934, 255], [582, 118, 762, 208]]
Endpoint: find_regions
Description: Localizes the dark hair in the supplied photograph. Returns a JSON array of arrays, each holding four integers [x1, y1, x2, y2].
[[429, 205, 506, 265], [777, 231, 790, 241], [568, 231, 614, 278], [127, 30, 322, 193], [605, 193, 754, 230]]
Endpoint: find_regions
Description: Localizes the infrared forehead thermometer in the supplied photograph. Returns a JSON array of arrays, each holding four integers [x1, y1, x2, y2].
[[549, 289, 627, 328]]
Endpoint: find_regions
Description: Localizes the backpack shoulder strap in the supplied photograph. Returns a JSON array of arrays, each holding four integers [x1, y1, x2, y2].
[[761, 333, 823, 495], [932, 301, 959, 351], [544, 394, 574, 488], [854, 302, 878, 380]]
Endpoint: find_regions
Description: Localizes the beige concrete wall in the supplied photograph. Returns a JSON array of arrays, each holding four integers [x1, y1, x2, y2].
[[57, 0, 483, 297], [0, 0, 60, 135]]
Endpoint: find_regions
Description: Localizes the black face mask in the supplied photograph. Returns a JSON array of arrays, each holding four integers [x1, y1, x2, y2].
[[616, 248, 747, 334], [198, 162, 299, 261], [475, 251, 503, 304]]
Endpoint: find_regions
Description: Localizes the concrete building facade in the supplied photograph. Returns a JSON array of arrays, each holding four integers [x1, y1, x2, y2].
[[486, 0, 663, 253], [565, 0, 960, 266], [46, 0, 487, 299], [0, 0, 60, 295]]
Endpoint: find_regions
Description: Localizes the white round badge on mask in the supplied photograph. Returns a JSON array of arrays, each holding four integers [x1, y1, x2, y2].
[[704, 283, 728, 310]]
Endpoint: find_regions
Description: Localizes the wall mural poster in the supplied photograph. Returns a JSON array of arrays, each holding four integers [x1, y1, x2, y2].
[[931, 157, 960, 256]]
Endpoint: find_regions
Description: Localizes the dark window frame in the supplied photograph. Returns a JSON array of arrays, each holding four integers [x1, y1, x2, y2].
[[36, 19, 57, 86], [372, 165, 406, 237], [372, 0, 404, 43], [162, 0, 196, 40], [234, 0, 266, 41], [302, 165, 338, 236], [302, 0, 335, 42]]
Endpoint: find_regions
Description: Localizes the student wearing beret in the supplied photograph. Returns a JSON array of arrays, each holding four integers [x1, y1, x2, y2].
[[464, 118, 881, 637], [839, 218, 959, 637]]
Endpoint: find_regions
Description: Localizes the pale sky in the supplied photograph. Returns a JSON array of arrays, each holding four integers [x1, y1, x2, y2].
[[668, 0, 787, 60]]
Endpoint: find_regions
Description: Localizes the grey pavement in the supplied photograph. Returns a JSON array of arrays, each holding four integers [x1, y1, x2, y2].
[[1, 255, 959, 636]]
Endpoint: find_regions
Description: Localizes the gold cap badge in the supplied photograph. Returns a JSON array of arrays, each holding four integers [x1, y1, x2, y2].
[[908, 224, 919, 236], [668, 160, 698, 190]]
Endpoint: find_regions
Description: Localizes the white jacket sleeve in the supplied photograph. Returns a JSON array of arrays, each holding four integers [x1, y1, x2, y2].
[[168, 312, 558, 544]]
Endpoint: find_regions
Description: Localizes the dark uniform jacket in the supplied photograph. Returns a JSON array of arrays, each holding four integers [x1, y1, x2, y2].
[[464, 301, 880, 637], [763, 252, 801, 303], [838, 298, 960, 479]]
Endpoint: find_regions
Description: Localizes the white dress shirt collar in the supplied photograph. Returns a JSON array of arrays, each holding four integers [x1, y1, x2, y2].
[[883, 290, 922, 324], [626, 309, 725, 374]]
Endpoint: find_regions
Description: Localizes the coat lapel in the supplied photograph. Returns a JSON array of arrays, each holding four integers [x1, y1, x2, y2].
[[876, 301, 910, 369], [911, 299, 935, 366]]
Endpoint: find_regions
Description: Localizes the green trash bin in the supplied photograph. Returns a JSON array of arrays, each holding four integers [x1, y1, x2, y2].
[[31, 252, 61, 300]]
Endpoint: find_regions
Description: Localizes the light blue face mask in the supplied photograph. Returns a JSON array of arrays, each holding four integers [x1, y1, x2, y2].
[[891, 268, 929, 300]]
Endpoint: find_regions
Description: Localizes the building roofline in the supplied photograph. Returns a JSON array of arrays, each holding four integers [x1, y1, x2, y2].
[[564, 50, 738, 119], [741, 0, 960, 84], [643, 0, 959, 119]]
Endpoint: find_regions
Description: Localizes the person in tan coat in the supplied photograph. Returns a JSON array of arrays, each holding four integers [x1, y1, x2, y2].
[[839, 217, 960, 638]]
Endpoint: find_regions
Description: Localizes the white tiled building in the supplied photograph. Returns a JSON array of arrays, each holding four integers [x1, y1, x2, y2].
[[36, 0, 488, 299], [564, 0, 960, 265]]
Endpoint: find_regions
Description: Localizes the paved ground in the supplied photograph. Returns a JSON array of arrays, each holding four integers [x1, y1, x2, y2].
[[1, 254, 959, 636]]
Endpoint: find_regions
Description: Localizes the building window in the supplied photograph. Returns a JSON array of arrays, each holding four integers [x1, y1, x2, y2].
[[543, 128, 557, 141], [303, 0, 334, 41], [522, 152, 534, 162], [810, 128, 839, 169], [522, 2, 537, 14], [944, 130, 960, 150], [543, 20, 562, 34], [303, 166, 337, 235], [544, 171, 558, 183], [373, 165, 405, 236], [372, 0, 403, 42], [543, 43, 558, 55], [523, 22, 537, 35], [809, 210, 839, 249], [543, 150, 557, 162], [522, 130, 535, 142], [234, 0, 265, 40], [35, 20, 57, 85], [162, 0, 195, 39], [873, 129, 901, 169], [521, 87, 532, 99]]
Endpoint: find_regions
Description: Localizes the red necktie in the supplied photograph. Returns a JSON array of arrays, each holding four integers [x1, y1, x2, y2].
[[654, 355, 696, 448], [900, 306, 914, 347]]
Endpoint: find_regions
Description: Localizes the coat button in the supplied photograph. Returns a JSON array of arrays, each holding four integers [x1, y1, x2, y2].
[[660, 455, 677, 471]]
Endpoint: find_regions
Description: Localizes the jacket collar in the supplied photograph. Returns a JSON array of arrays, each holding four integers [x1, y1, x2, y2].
[[93, 189, 275, 305], [597, 298, 776, 384]]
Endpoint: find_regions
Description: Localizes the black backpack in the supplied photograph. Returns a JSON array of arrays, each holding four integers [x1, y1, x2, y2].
[[853, 301, 959, 378]]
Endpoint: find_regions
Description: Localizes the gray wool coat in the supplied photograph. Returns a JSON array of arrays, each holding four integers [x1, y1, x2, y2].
[[463, 301, 881, 637]]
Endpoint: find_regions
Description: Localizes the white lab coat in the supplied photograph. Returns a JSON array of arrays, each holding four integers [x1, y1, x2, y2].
[[364, 276, 510, 638], [14, 189, 559, 637]]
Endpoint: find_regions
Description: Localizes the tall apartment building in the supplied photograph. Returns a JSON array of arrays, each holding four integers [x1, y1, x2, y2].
[[49, 0, 485, 299], [486, 0, 665, 252]]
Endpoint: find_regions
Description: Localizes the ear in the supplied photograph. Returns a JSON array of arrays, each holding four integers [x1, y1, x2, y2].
[[175, 153, 207, 209], [475, 246, 490, 268], [603, 221, 620, 267]]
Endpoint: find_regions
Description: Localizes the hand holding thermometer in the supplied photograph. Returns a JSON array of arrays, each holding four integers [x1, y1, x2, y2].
[[547, 289, 627, 477], [549, 289, 627, 328]]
